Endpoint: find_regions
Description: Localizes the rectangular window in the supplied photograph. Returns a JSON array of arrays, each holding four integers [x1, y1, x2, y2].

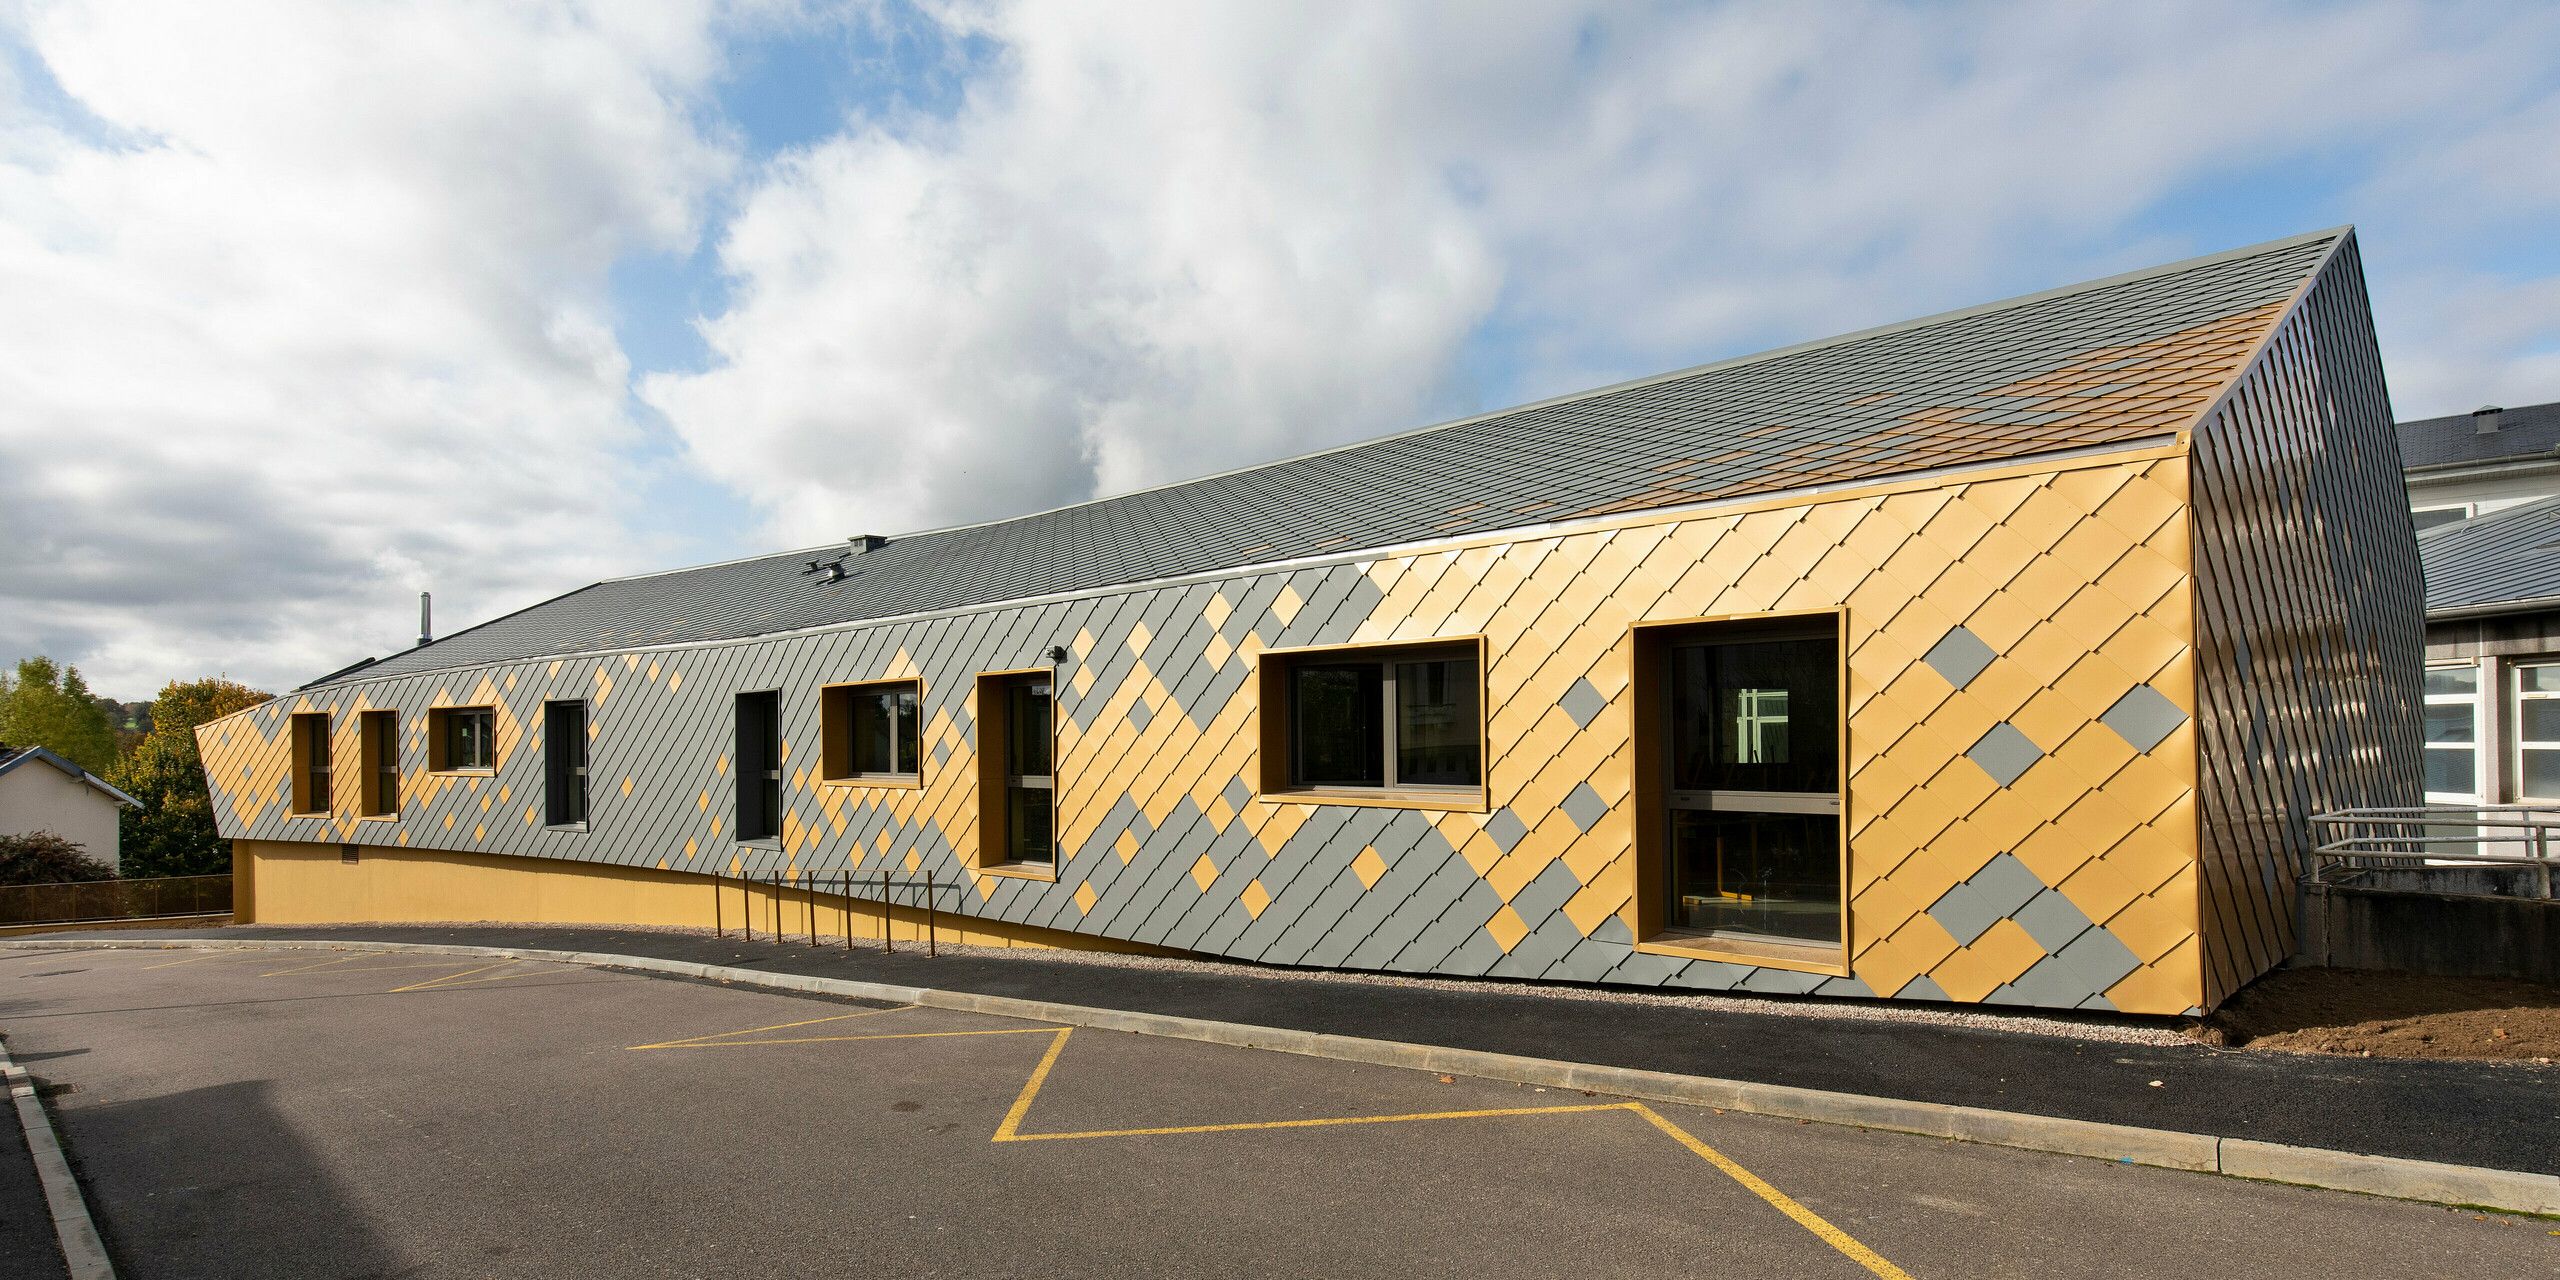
[[2410, 505, 2472, 533], [2519, 663, 2560, 803], [290, 712, 332, 815], [2424, 663, 2483, 801], [735, 691, 782, 842], [1634, 613, 1846, 969], [973, 671, 1054, 869], [545, 701, 588, 828], [359, 710, 398, 816], [1259, 640, 1485, 804], [820, 681, 921, 783], [428, 706, 496, 772]]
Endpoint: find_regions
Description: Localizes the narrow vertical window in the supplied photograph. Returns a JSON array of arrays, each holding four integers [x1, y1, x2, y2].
[[545, 700, 588, 827], [291, 712, 332, 815], [2423, 664, 2482, 802], [359, 710, 398, 816], [735, 691, 781, 841], [1003, 677, 1054, 864]]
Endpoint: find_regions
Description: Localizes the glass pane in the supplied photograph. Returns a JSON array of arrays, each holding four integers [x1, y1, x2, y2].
[[2423, 746, 2476, 796], [1395, 659, 1479, 786], [1007, 785, 1054, 863], [1668, 810, 1840, 945], [896, 688, 920, 773], [2523, 698, 2560, 745], [2522, 748, 2560, 801], [2423, 701, 2474, 744], [1006, 681, 1052, 778], [308, 719, 330, 767], [2520, 666, 2560, 694], [1293, 664, 1382, 785], [852, 690, 903, 773], [2423, 666, 2477, 696], [1670, 638, 1838, 793]]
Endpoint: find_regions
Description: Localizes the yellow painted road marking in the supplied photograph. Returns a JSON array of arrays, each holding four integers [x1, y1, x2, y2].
[[387, 961, 579, 993], [633, 1027, 1055, 1050], [261, 960, 485, 978], [989, 1027, 1911, 1279], [140, 954, 227, 969], [627, 1005, 917, 1050]]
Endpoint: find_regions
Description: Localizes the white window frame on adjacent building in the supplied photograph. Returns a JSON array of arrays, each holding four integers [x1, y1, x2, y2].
[[2516, 661, 2560, 804], [2422, 662, 2485, 803]]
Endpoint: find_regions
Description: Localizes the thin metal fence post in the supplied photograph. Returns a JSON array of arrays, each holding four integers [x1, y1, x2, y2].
[[881, 871, 893, 955], [808, 875, 818, 946], [926, 869, 936, 958], [714, 874, 724, 938], [843, 870, 853, 953], [744, 873, 752, 943]]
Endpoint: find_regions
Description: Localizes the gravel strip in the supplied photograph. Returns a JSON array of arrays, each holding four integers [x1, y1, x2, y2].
[[251, 921, 2198, 1048]]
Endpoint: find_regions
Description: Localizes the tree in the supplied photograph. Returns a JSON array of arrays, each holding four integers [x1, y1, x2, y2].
[[0, 831, 117, 886], [0, 657, 119, 774], [109, 678, 272, 880]]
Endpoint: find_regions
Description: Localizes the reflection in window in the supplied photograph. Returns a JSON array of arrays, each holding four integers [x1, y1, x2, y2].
[[1663, 629, 1842, 950], [1003, 678, 1054, 864], [2521, 664, 2560, 802], [2424, 663, 2480, 800], [1669, 811, 1841, 945], [853, 685, 919, 776], [1286, 652, 1479, 790], [1671, 640, 1837, 794]]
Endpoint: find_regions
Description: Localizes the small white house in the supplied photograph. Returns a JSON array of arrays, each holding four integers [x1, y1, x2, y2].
[[0, 745, 139, 874]]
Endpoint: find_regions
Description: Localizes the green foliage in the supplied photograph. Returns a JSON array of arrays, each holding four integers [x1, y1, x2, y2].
[[0, 830, 117, 886], [0, 656, 118, 774], [108, 678, 272, 880]]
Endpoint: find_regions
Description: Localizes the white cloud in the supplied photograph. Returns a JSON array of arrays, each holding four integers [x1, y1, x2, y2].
[[0, 0, 743, 694]]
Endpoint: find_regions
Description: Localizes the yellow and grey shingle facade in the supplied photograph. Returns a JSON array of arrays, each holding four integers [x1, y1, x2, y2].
[[201, 228, 2423, 1015]]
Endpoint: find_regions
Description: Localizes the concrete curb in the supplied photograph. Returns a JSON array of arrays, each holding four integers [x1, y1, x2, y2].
[[19, 936, 2560, 1217], [2, 1033, 116, 1279]]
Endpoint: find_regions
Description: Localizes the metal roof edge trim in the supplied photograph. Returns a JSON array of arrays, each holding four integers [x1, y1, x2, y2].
[[805, 227, 2354, 549], [2404, 454, 2560, 481], [304, 432, 2179, 695], [2169, 227, 2356, 452], [2416, 491, 2560, 541]]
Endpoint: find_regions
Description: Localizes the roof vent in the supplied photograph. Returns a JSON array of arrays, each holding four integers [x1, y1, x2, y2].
[[848, 534, 889, 554], [2474, 405, 2505, 434]]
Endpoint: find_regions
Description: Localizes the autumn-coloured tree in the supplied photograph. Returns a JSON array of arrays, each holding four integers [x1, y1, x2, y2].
[[0, 656, 119, 774], [110, 677, 272, 879]]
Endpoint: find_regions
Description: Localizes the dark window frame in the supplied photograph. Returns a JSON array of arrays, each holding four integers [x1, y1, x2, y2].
[[427, 706, 497, 773], [545, 700, 590, 829], [734, 690, 783, 843], [1255, 638, 1488, 808], [358, 710, 398, 817], [972, 669, 1057, 876], [289, 712, 332, 816]]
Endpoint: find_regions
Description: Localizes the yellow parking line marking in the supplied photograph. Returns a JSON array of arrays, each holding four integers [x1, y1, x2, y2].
[[626, 1005, 916, 1050], [262, 960, 482, 978], [987, 1027, 1911, 1279], [1632, 1104, 1913, 1279], [141, 954, 226, 969], [387, 961, 561, 992], [633, 1026, 1054, 1050]]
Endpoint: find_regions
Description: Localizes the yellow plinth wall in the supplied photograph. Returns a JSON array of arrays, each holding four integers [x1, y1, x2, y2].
[[234, 838, 1175, 954]]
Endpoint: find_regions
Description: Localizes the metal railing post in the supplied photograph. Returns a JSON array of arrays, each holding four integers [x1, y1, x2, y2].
[[881, 871, 893, 955], [926, 869, 936, 958]]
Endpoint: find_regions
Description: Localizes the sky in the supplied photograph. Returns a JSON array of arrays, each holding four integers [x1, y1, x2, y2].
[[4, 1, 2558, 699]]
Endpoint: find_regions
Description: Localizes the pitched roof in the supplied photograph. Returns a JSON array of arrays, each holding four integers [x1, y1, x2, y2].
[[2418, 493, 2560, 617], [2397, 400, 2560, 472], [0, 745, 141, 807], [309, 228, 2345, 688]]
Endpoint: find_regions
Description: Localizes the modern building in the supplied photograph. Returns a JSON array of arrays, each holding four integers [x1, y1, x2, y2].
[[199, 227, 2422, 1015], [0, 745, 138, 872], [2415, 495, 2560, 807]]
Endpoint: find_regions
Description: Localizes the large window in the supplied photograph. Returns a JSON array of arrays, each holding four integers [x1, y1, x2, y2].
[[2520, 663, 2560, 803], [735, 691, 781, 842], [545, 700, 588, 828], [1635, 614, 1845, 963], [359, 710, 398, 817], [290, 712, 332, 815], [429, 706, 496, 772], [973, 671, 1055, 869], [2424, 663, 2483, 801], [1261, 641, 1483, 800], [821, 681, 921, 784]]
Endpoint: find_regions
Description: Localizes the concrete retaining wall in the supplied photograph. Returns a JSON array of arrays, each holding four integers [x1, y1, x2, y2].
[[2299, 877, 2560, 983]]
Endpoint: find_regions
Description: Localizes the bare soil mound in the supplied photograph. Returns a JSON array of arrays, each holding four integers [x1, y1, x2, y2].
[[2195, 967, 2560, 1060]]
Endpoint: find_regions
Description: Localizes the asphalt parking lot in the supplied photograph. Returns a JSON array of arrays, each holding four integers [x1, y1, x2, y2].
[[2, 946, 2553, 1279]]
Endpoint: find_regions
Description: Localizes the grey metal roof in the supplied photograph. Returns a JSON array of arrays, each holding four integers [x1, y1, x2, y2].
[[310, 229, 2345, 689], [2418, 493, 2560, 616], [2397, 400, 2560, 471]]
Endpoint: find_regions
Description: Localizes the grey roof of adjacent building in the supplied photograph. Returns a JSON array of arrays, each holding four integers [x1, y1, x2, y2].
[[307, 228, 2348, 689], [2397, 399, 2560, 472], [2418, 493, 2560, 617], [0, 745, 142, 807]]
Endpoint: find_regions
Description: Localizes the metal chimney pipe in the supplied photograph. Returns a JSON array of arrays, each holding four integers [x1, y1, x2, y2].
[[419, 592, 433, 647]]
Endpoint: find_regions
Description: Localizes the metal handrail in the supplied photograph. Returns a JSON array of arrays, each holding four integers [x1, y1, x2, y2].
[[2309, 806, 2557, 898]]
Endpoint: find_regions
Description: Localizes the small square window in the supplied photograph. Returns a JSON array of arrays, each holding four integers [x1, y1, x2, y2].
[[821, 680, 922, 784], [428, 707, 497, 772]]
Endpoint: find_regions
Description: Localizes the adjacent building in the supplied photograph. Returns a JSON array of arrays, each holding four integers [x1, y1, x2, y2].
[[199, 227, 2423, 1014], [0, 745, 138, 873], [2400, 400, 2560, 532]]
